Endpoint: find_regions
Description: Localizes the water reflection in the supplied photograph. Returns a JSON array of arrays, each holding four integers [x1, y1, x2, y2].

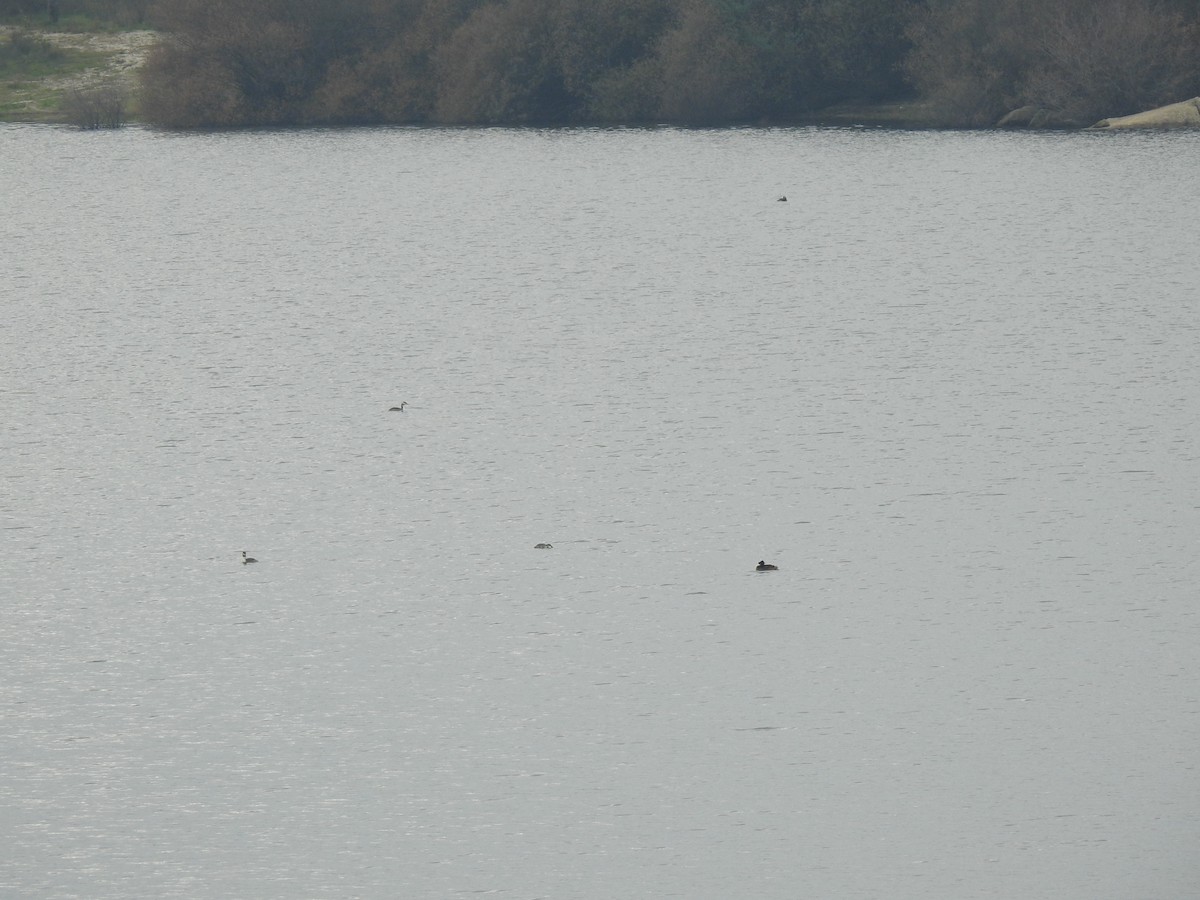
[[2, 124, 1198, 900]]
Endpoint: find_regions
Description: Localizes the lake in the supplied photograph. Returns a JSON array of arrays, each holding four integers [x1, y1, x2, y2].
[[2, 123, 1198, 899]]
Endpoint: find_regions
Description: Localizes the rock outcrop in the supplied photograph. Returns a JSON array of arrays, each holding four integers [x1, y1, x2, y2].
[[1089, 97, 1200, 129], [994, 105, 1086, 129]]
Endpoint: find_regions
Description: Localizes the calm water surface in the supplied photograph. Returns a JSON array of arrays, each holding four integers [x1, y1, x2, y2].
[[2, 124, 1198, 899]]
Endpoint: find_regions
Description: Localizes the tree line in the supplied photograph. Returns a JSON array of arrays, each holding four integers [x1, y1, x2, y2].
[[1, 0, 152, 27], [117, 0, 1200, 127]]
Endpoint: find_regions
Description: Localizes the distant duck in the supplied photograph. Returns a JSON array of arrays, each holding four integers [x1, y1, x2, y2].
[[756, 560, 778, 571], [777, 196, 787, 202], [534, 543, 553, 549], [242, 551, 258, 564], [389, 402, 407, 412]]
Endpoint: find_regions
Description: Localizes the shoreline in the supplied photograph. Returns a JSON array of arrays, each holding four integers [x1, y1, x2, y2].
[[4, 27, 1196, 131]]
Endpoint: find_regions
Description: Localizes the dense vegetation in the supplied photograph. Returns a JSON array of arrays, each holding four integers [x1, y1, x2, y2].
[[10, 0, 1199, 128], [134, 0, 929, 126], [1, 0, 151, 28], [906, 0, 1200, 126]]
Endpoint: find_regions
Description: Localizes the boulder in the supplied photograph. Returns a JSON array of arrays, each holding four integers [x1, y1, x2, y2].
[[996, 106, 1041, 127], [1089, 97, 1200, 129], [995, 106, 1079, 129]]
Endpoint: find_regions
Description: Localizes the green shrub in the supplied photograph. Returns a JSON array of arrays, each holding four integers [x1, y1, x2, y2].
[[62, 77, 126, 126], [0, 27, 64, 75]]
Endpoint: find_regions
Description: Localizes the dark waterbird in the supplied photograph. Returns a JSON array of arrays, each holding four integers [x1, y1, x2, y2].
[[756, 560, 778, 571], [242, 551, 258, 564]]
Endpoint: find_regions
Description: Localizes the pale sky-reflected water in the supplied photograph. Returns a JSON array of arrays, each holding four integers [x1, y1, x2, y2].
[[2, 124, 1198, 899]]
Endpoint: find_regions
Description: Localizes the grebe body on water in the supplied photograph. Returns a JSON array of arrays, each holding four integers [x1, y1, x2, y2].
[[242, 551, 258, 564], [389, 402, 407, 412], [756, 560, 778, 571]]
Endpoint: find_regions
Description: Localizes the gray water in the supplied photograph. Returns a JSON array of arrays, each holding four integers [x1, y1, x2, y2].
[[2, 123, 1197, 899]]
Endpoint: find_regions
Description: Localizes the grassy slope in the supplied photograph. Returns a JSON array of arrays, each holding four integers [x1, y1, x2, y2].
[[0, 22, 154, 123]]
